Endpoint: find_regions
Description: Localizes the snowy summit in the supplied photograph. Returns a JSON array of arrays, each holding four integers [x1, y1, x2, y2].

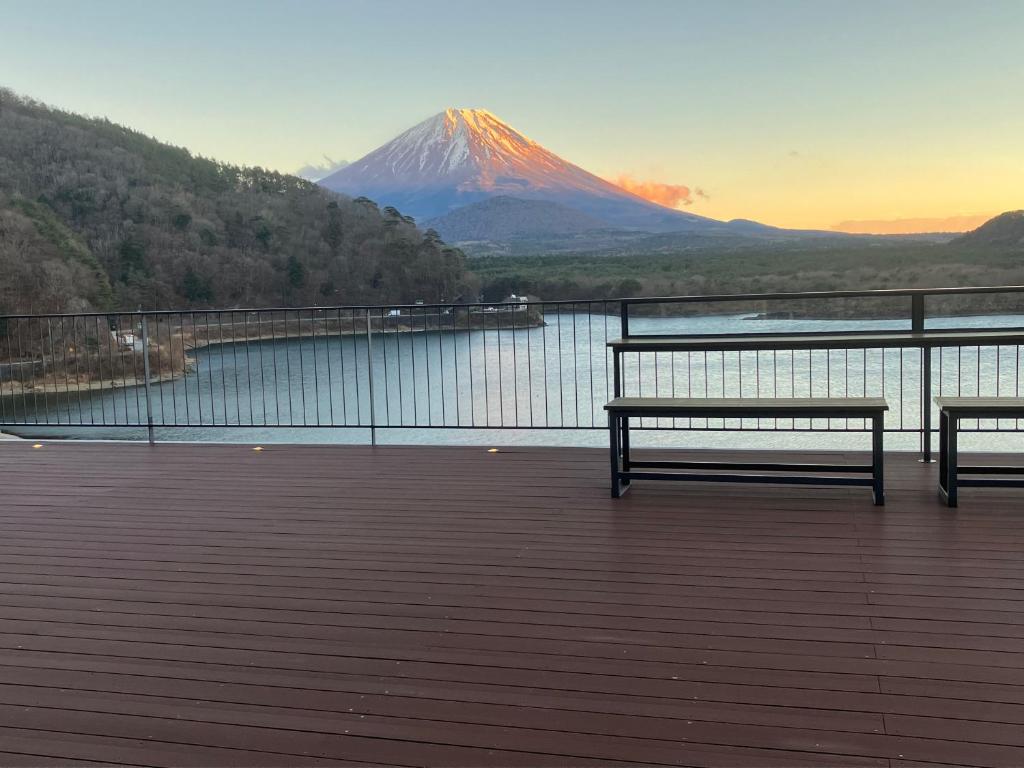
[[318, 108, 718, 231]]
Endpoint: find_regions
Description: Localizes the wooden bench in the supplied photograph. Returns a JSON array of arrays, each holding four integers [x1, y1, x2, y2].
[[936, 397, 1024, 507], [604, 397, 888, 505]]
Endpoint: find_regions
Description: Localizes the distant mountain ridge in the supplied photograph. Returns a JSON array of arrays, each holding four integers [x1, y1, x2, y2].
[[320, 108, 742, 233], [952, 210, 1024, 248]]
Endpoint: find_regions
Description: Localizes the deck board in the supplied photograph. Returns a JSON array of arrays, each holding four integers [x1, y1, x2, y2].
[[0, 441, 1023, 766]]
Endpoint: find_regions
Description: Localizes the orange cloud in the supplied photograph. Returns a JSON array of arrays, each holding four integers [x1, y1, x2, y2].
[[830, 214, 994, 235], [610, 174, 703, 208]]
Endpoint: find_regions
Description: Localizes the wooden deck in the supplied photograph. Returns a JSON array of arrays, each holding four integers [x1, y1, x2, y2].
[[1, 441, 1023, 767]]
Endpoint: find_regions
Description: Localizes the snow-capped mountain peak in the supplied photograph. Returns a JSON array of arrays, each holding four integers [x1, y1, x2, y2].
[[335, 108, 561, 185], [319, 108, 716, 230]]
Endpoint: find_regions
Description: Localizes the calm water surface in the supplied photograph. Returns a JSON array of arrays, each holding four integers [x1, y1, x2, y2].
[[7, 313, 1024, 452]]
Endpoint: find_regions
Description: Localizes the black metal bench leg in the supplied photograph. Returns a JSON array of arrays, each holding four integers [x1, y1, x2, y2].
[[608, 412, 619, 497], [872, 414, 885, 506], [946, 414, 958, 508], [621, 416, 631, 474], [938, 410, 948, 502], [608, 413, 628, 498]]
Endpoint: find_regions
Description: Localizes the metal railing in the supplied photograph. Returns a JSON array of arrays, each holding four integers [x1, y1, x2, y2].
[[617, 286, 1024, 458], [1, 286, 1023, 453]]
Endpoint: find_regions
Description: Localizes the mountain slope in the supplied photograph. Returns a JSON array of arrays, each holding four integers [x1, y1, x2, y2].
[[425, 196, 611, 241], [952, 211, 1024, 249], [319, 108, 723, 232], [0, 88, 474, 313]]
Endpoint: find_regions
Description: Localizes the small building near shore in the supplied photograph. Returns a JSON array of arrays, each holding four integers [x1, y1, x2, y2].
[[506, 294, 538, 311], [111, 330, 143, 351]]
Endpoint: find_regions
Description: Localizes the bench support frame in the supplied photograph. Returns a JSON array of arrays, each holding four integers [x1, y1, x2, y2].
[[938, 408, 1024, 507], [608, 410, 885, 505]]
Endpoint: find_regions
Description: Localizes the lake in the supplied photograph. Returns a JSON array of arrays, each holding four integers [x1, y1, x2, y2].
[[6, 312, 1024, 452]]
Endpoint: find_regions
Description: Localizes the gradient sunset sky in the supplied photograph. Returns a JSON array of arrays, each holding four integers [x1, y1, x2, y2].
[[2, 0, 1021, 232]]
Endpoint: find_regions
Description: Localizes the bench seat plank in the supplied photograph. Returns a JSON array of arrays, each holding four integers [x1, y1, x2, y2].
[[607, 329, 1024, 353], [605, 397, 888, 418], [935, 397, 1024, 417]]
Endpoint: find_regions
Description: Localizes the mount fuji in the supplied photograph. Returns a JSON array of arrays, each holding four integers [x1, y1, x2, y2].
[[319, 108, 782, 237]]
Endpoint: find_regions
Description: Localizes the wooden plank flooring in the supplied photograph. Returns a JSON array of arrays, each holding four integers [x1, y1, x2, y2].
[[0, 441, 1022, 767]]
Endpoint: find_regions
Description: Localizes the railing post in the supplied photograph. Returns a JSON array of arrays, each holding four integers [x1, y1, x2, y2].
[[619, 300, 630, 337], [912, 294, 933, 462], [140, 311, 155, 445], [366, 309, 377, 447], [921, 347, 932, 462], [911, 294, 925, 333]]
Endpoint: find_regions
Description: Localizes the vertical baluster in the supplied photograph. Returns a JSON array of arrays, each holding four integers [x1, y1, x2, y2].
[[141, 313, 154, 444], [438, 306, 447, 427], [541, 303, 549, 426], [366, 308, 376, 445], [348, 310, 358, 428], [464, 305, 472, 427], [496, 304, 505, 426], [587, 304, 594, 428], [255, 310, 265, 427], [571, 302, 579, 428], [476, 303, 484, 427], [380, 309, 390, 428], [526, 303, 533, 428], [296, 310, 307, 426], [309, 309, 319, 426], [451, 305, 460, 427]]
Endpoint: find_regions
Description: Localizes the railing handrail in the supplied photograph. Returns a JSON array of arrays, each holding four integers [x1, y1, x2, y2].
[[617, 285, 1024, 338], [619, 284, 1024, 306], [5, 284, 1024, 322], [0, 299, 589, 321]]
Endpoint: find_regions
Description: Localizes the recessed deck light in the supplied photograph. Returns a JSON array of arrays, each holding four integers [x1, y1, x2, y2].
[[487, 448, 499, 453]]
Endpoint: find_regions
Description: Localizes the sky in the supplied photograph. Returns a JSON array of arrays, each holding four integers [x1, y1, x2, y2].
[[2, 0, 1021, 232]]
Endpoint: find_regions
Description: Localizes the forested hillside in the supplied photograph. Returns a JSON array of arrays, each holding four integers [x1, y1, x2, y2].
[[471, 228, 1024, 314], [952, 211, 1024, 249], [0, 89, 475, 314]]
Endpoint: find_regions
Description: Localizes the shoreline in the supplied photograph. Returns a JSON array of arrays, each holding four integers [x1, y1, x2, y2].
[[0, 368, 186, 399], [3, 307, 1018, 401], [0, 311, 548, 398]]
